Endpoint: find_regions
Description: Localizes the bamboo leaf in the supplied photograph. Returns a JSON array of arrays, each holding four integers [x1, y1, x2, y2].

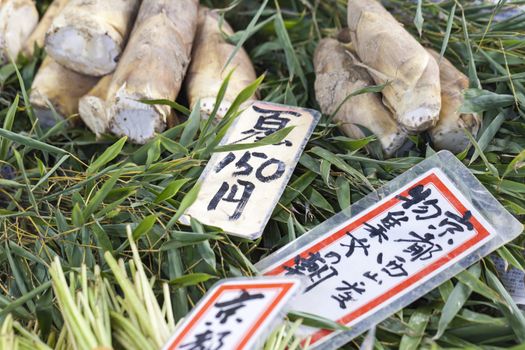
[[0, 128, 68, 155], [87, 137, 127, 175], [288, 311, 350, 331], [0, 94, 19, 160], [414, 0, 424, 37], [154, 178, 190, 204], [166, 183, 201, 229], [168, 273, 217, 287], [132, 215, 157, 241], [213, 126, 294, 152]]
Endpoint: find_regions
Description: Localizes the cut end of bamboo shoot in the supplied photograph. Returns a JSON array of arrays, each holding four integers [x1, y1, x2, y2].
[[104, 0, 199, 143], [45, 0, 140, 76], [22, 0, 70, 58], [0, 0, 39, 64], [46, 25, 121, 76], [430, 113, 481, 153], [108, 90, 167, 144]]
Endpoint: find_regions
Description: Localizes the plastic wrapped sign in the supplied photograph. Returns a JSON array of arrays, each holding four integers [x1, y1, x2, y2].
[[182, 102, 320, 239], [163, 277, 302, 350], [256, 151, 523, 350]]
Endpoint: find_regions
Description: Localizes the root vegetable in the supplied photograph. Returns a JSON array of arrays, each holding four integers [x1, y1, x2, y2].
[[185, 7, 257, 119], [314, 38, 406, 155], [78, 74, 112, 137], [0, 0, 38, 64], [30, 56, 98, 128], [22, 0, 69, 58], [105, 0, 199, 144], [347, 0, 441, 133], [45, 0, 140, 76], [427, 50, 481, 153]]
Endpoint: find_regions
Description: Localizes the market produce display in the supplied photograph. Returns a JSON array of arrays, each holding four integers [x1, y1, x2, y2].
[[0, 0, 524, 349]]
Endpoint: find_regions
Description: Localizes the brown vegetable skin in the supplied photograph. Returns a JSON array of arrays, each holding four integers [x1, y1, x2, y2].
[[105, 0, 199, 144], [22, 0, 70, 58], [78, 74, 112, 137], [185, 7, 257, 119], [0, 0, 38, 64], [30, 56, 98, 128], [428, 50, 481, 153], [45, 0, 140, 76], [347, 0, 441, 133], [314, 38, 406, 155]]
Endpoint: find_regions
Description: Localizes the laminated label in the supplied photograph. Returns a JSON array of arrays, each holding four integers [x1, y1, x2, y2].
[[163, 277, 302, 350], [182, 102, 320, 239], [256, 151, 523, 349]]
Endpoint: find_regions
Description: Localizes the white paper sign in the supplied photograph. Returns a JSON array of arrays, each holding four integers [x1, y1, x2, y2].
[[256, 162, 522, 349], [163, 278, 301, 350], [183, 102, 320, 239]]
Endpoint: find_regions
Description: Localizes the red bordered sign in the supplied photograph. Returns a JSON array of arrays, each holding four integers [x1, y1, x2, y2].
[[163, 278, 302, 350], [260, 168, 496, 347]]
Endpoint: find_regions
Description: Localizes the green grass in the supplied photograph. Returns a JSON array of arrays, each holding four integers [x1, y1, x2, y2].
[[0, 0, 524, 349]]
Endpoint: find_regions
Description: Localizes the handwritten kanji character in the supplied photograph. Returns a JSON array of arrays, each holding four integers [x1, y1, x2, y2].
[[283, 252, 338, 292], [363, 222, 388, 244], [331, 280, 366, 309], [340, 232, 370, 257], [382, 256, 408, 277], [214, 290, 265, 324], [180, 329, 231, 350], [411, 198, 442, 220], [233, 105, 300, 146], [437, 211, 474, 237], [380, 211, 409, 229], [395, 231, 443, 261], [363, 271, 382, 285], [396, 185, 432, 209], [207, 179, 255, 220]]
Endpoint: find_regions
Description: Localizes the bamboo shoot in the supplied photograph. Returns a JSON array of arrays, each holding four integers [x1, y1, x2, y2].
[[347, 0, 441, 133], [45, 0, 140, 76], [78, 74, 112, 137], [185, 7, 257, 119], [30, 56, 98, 128], [22, 0, 69, 58], [105, 0, 199, 144], [314, 38, 406, 155], [0, 0, 38, 64], [428, 50, 481, 153]]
